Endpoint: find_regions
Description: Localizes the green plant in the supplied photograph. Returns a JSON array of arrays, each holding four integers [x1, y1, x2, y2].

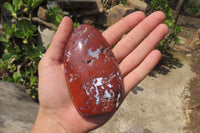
[[46, 6, 64, 27], [23, 0, 43, 18], [46, 6, 81, 29], [3, 0, 43, 20], [145, 0, 182, 49], [0, 0, 45, 100], [120, 0, 126, 4], [23, 0, 43, 11], [74, 22, 80, 29], [3, 0, 23, 19], [1, 0, 86, 100]]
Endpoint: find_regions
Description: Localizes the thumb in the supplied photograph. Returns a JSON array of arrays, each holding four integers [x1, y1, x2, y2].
[[44, 17, 73, 63]]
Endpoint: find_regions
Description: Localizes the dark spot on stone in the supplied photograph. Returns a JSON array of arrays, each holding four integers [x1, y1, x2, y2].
[[87, 59, 93, 65]]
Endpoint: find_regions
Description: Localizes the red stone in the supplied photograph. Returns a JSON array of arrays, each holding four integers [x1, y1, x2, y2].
[[64, 24, 123, 116]]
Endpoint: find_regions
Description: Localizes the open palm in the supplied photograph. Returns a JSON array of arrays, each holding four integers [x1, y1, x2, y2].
[[31, 11, 168, 133]]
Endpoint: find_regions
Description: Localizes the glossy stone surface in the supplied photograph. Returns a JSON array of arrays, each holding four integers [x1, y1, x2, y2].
[[64, 24, 123, 116]]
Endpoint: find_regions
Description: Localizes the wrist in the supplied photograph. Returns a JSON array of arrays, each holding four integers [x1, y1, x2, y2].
[[31, 108, 67, 133]]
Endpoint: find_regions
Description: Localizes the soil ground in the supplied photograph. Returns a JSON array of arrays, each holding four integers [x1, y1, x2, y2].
[[185, 42, 200, 132], [174, 15, 200, 132]]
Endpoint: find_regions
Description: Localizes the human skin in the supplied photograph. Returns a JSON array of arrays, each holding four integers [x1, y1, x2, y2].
[[31, 11, 168, 133]]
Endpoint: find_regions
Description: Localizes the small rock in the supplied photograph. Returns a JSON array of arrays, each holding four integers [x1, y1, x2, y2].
[[127, 0, 147, 11], [107, 4, 135, 26], [37, 6, 47, 20], [186, 53, 192, 57], [37, 25, 55, 48]]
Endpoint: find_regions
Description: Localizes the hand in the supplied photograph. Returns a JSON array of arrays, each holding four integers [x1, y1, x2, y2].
[[31, 11, 168, 133]]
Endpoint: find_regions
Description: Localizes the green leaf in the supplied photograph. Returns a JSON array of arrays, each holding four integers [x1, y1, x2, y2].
[[16, 19, 37, 39], [0, 35, 8, 43], [0, 59, 5, 69], [46, 6, 64, 27], [11, 12, 17, 19], [23, 7, 28, 12], [173, 25, 182, 33], [23, 0, 42, 10], [23, 38, 28, 44], [28, 0, 33, 7], [2, 76, 13, 82], [30, 76, 37, 86], [4, 24, 11, 33], [23, 0, 31, 7], [4, 24, 16, 39], [32, 0, 43, 10], [74, 23, 80, 29], [3, 2, 13, 12], [13, 0, 22, 12], [16, 30, 25, 38], [7, 46, 18, 55], [15, 54, 22, 60], [2, 53, 15, 61], [174, 37, 181, 44], [121, 0, 126, 4], [8, 63, 16, 71], [11, 24, 16, 32], [13, 72, 21, 83], [23, 44, 41, 60], [55, 15, 63, 26], [3, 1, 19, 19]]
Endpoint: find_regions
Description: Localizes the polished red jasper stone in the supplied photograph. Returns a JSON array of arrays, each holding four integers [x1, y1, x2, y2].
[[64, 24, 123, 116]]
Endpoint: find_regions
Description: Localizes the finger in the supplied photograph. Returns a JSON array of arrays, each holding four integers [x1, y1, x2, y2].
[[113, 11, 166, 62], [102, 11, 145, 46], [123, 50, 161, 95], [120, 24, 168, 76], [44, 17, 73, 63]]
